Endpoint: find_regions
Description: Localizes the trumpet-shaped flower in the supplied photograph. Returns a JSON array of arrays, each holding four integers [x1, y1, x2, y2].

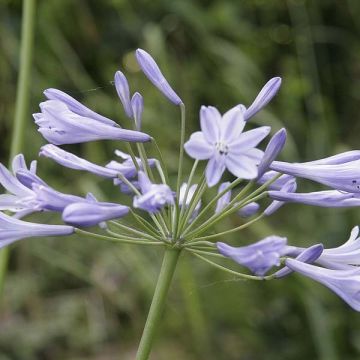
[[0, 211, 74, 248], [271, 159, 360, 193], [285, 258, 360, 311], [133, 172, 174, 213], [268, 189, 360, 208], [114, 71, 133, 118], [217, 236, 288, 276], [184, 106, 270, 187], [34, 100, 151, 145]]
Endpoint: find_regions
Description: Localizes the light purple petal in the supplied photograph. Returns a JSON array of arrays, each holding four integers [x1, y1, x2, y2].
[[225, 153, 258, 179], [220, 107, 245, 143], [205, 157, 226, 187], [114, 71, 133, 118], [200, 106, 221, 143], [229, 126, 271, 153], [184, 132, 214, 160]]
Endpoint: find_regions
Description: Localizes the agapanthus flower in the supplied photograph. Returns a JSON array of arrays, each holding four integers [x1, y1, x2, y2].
[[217, 236, 288, 276], [257, 128, 287, 178], [62, 201, 129, 227], [114, 70, 133, 118], [268, 189, 360, 208], [34, 99, 150, 145], [215, 182, 231, 213], [271, 158, 360, 193], [184, 106, 270, 186], [284, 258, 360, 311], [0, 155, 38, 212], [257, 170, 295, 190], [264, 178, 297, 216], [179, 183, 201, 221], [133, 171, 174, 213], [243, 77, 282, 121], [238, 202, 260, 218], [0, 211, 74, 248], [135, 49, 182, 105]]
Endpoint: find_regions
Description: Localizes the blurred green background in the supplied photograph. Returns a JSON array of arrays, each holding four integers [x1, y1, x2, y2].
[[1, 0, 360, 359]]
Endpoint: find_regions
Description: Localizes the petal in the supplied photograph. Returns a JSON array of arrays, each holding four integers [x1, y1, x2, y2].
[[225, 153, 258, 179], [184, 132, 214, 160], [206, 157, 226, 187], [229, 126, 271, 153], [220, 106, 245, 143], [200, 106, 221, 143]]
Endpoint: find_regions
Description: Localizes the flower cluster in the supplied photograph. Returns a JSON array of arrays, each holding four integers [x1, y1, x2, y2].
[[2, 48, 360, 312]]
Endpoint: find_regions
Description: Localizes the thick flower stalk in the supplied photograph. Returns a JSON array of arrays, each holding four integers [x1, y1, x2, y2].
[[3, 47, 360, 360]]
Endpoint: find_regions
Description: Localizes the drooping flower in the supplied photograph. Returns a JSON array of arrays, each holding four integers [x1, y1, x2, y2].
[[268, 189, 360, 208], [184, 106, 270, 187], [62, 201, 129, 227], [284, 257, 360, 311], [44, 88, 116, 126], [271, 158, 360, 193], [243, 77, 282, 121], [217, 236, 288, 276], [0, 211, 74, 248], [257, 128, 287, 178], [264, 178, 297, 216], [135, 49, 183, 105], [133, 171, 174, 213], [34, 99, 151, 145], [0, 155, 38, 212]]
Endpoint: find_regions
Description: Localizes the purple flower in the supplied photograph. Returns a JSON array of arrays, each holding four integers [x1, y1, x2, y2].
[[34, 100, 151, 145], [133, 171, 174, 213], [135, 49, 182, 105], [106, 150, 156, 180], [217, 236, 288, 276], [40, 144, 118, 178], [62, 201, 129, 227], [0, 155, 38, 212], [131, 92, 144, 130], [257, 170, 295, 190], [238, 202, 260, 218], [264, 178, 297, 216], [244, 77, 282, 121], [44, 88, 116, 126], [271, 159, 360, 193], [0, 211, 74, 248], [179, 183, 201, 221], [184, 106, 270, 187], [257, 128, 287, 178], [114, 71, 133, 118], [268, 189, 360, 208], [284, 258, 360, 311], [275, 244, 324, 278], [303, 151, 360, 165], [315, 226, 360, 270]]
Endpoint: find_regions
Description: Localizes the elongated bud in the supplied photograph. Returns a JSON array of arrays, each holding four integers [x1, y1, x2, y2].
[[62, 202, 129, 227], [135, 49, 182, 105], [244, 77, 282, 121], [114, 71, 133, 118], [131, 92, 144, 130], [257, 128, 287, 178], [238, 202, 260, 218]]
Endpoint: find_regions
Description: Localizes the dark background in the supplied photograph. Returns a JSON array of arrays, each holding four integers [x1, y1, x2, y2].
[[1, 0, 360, 359]]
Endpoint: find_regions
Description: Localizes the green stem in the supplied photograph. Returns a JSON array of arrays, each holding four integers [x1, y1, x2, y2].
[[176, 103, 186, 197], [0, 0, 36, 296], [136, 248, 181, 360]]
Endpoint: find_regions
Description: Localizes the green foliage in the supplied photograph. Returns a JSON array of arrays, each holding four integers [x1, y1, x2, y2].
[[1, 0, 360, 358]]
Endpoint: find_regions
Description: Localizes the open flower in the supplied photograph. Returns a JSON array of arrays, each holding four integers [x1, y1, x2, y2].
[[184, 106, 270, 187]]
